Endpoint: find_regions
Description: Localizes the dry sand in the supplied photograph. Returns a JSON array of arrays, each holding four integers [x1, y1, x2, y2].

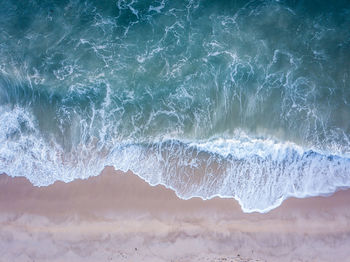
[[0, 167, 350, 262]]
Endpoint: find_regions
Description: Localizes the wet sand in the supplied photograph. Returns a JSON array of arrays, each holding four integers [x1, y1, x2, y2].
[[0, 167, 350, 262]]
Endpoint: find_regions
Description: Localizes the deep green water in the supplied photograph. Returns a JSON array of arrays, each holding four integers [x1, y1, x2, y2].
[[1, 0, 350, 212]]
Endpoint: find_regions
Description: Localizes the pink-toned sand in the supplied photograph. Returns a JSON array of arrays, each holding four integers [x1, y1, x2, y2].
[[0, 167, 349, 262]]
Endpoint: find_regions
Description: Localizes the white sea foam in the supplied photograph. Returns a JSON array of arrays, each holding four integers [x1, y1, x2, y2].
[[1, 105, 350, 213], [108, 138, 350, 213]]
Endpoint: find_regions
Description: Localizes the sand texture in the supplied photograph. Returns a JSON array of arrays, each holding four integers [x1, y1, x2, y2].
[[0, 167, 350, 262]]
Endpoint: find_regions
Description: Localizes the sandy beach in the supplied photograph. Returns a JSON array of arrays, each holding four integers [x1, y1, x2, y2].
[[1, 0, 350, 261], [0, 167, 349, 262]]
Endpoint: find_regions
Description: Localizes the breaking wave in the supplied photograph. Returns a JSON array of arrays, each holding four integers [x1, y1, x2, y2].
[[1, 0, 350, 212]]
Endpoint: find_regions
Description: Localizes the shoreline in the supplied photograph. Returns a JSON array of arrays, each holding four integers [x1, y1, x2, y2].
[[1, 167, 350, 261]]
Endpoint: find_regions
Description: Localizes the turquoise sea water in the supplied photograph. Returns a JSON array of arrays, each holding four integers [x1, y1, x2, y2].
[[1, 0, 350, 212]]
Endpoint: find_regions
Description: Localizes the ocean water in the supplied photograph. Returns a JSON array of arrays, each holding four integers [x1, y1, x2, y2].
[[1, 0, 350, 212]]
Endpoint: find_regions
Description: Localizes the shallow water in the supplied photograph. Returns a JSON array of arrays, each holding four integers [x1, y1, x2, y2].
[[1, 0, 350, 212]]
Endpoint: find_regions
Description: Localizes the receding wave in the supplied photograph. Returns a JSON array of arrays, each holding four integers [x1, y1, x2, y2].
[[1, 0, 350, 212]]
